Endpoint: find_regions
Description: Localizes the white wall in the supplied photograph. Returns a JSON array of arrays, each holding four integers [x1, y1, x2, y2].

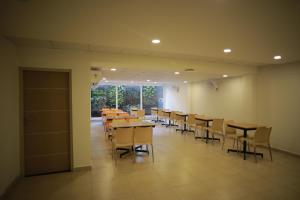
[[16, 47, 92, 169], [257, 63, 300, 155], [191, 74, 257, 122], [0, 37, 20, 195], [164, 84, 191, 113]]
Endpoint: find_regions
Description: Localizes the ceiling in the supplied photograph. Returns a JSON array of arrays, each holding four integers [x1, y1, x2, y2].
[[1, 0, 300, 83]]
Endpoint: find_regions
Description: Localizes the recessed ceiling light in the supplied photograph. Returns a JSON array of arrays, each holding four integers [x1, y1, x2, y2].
[[102, 77, 107, 80], [223, 48, 232, 53], [110, 68, 117, 71], [183, 81, 188, 84], [174, 71, 180, 75], [273, 55, 282, 60], [154, 82, 158, 84], [222, 74, 228, 78], [147, 80, 151, 82], [151, 39, 160, 44]]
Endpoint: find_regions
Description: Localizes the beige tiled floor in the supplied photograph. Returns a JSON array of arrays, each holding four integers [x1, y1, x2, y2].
[[6, 119, 300, 200]]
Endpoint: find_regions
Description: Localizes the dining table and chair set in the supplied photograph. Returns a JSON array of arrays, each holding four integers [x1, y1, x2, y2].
[[101, 107, 273, 164], [101, 108, 155, 164], [150, 107, 273, 162]]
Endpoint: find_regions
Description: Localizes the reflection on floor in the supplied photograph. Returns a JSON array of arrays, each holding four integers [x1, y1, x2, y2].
[[6, 119, 300, 200]]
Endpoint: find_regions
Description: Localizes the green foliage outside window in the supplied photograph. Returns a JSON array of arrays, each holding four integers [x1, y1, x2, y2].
[[91, 85, 163, 117]]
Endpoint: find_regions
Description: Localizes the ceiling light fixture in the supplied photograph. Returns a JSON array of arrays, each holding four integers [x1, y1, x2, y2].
[[105, 80, 109, 83], [151, 39, 160, 44], [183, 81, 188, 84], [273, 55, 282, 60], [102, 77, 107, 80], [222, 74, 228, 78], [147, 80, 151, 82], [154, 82, 158, 84], [110, 68, 117, 71], [174, 71, 180, 75], [223, 48, 232, 53]]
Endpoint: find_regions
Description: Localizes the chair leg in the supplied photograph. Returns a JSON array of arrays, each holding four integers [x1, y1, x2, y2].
[[112, 146, 114, 160], [268, 144, 273, 162], [254, 145, 257, 163], [114, 148, 117, 165], [133, 145, 136, 163], [222, 136, 225, 150], [151, 144, 154, 163]]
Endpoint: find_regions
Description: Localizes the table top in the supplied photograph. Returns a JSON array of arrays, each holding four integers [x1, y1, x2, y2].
[[105, 116, 137, 120], [162, 109, 172, 113], [151, 107, 158, 111], [226, 121, 259, 130], [195, 115, 214, 121], [176, 112, 188, 116], [111, 121, 155, 128]]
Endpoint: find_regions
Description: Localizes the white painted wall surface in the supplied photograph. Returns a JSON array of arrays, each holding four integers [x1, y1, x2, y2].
[[164, 84, 191, 113], [0, 37, 20, 195], [257, 63, 300, 155], [191, 74, 257, 122]]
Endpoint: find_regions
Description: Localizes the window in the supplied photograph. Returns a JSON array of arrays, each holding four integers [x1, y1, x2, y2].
[[91, 85, 116, 117], [118, 85, 140, 113], [91, 85, 163, 117], [142, 86, 164, 115]]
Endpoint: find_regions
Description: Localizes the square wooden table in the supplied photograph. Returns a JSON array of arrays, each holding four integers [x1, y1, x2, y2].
[[194, 115, 220, 143], [226, 121, 263, 160]]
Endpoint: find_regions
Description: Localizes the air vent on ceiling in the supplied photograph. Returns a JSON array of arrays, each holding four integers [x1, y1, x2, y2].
[[184, 68, 195, 72], [91, 67, 101, 71]]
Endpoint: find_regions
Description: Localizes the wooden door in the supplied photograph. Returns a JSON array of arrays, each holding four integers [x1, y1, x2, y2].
[[22, 70, 71, 176]]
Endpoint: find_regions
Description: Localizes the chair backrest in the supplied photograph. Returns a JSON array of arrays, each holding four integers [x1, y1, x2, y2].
[[175, 113, 185, 121], [158, 110, 164, 117], [224, 120, 236, 135], [114, 127, 134, 146], [169, 111, 178, 120], [128, 118, 142, 123], [151, 109, 158, 116], [134, 126, 153, 145], [255, 126, 272, 143], [137, 109, 145, 118], [211, 118, 224, 132], [163, 111, 170, 118], [187, 114, 196, 125]]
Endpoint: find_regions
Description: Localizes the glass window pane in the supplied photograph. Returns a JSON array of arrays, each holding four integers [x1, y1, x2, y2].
[[142, 86, 164, 115], [118, 85, 140, 113], [91, 85, 116, 117]]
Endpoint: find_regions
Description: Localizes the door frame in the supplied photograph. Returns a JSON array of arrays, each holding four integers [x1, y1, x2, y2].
[[19, 67, 73, 176]]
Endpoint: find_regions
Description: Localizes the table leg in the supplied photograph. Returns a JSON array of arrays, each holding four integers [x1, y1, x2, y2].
[[227, 128, 263, 160], [243, 129, 247, 160]]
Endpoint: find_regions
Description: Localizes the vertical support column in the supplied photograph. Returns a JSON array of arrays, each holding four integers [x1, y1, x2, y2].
[[116, 85, 118, 109], [140, 85, 143, 109]]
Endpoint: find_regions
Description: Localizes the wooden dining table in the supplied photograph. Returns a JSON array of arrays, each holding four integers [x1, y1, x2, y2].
[[226, 121, 263, 160], [111, 121, 155, 129], [194, 115, 220, 143]]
